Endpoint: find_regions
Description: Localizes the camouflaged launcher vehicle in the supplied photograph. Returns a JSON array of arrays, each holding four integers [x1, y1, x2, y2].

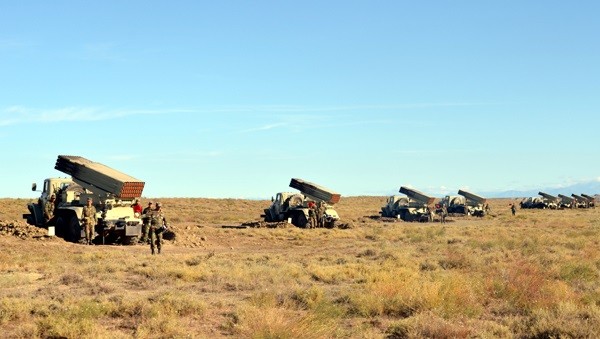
[[24, 155, 145, 244], [262, 178, 341, 228], [381, 186, 434, 222]]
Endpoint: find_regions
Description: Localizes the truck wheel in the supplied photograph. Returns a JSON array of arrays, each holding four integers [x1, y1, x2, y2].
[[55, 216, 66, 238], [292, 211, 308, 228], [68, 215, 82, 243], [399, 211, 407, 221], [264, 210, 273, 222]]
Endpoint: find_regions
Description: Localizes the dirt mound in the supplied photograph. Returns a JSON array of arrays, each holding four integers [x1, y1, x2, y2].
[[240, 221, 289, 228], [0, 220, 50, 239], [232, 220, 353, 229]]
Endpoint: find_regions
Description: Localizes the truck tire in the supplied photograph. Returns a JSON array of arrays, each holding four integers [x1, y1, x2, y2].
[[264, 209, 273, 222], [55, 216, 66, 238], [399, 210, 408, 222], [291, 211, 308, 228], [67, 215, 82, 243]]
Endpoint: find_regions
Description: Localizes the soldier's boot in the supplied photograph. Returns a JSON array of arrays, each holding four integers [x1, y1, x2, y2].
[[157, 247, 161, 254], [151, 247, 155, 255]]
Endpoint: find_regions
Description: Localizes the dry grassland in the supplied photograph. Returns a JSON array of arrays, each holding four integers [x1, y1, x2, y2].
[[1, 197, 600, 338]]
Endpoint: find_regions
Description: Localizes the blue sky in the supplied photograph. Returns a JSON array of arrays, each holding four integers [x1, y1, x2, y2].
[[1, 1, 599, 199]]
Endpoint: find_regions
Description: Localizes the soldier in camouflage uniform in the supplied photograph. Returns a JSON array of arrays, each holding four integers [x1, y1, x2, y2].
[[44, 194, 56, 226], [140, 201, 153, 244], [307, 201, 317, 228], [81, 197, 97, 245], [316, 201, 326, 228], [440, 204, 448, 224], [149, 202, 168, 254]]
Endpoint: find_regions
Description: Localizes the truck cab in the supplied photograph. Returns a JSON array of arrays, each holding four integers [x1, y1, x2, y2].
[[24, 178, 75, 226]]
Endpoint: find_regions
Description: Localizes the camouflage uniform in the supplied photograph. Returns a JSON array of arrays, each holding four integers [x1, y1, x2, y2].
[[149, 203, 167, 254], [440, 204, 447, 224], [308, 206, 317, 228], [140, 202, 153, 243], [81, 199, 97, 245], [511, 204, 516, 216], [44, 195, 56, 226], [316, 202, 326, 228]]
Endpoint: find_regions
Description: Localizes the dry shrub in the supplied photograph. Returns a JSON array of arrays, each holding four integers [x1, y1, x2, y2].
[[345, 269, 438, 318], [60, 273, 84, 285], [486, 259, 575, 313], [438, 250, 471, 270], [512, 302, 600, 338], [288, 287, 322, 310], [233, 304, 337, 339], [308, 262, 369, 284], [559, 261, 599, 282], [0, 297, 30, 325], [436, 273, 484, 318], [386, 312, 473, 338], [147, 291, 208, 317]]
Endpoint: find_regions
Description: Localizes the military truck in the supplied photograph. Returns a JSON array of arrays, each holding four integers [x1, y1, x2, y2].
[[558, 194, 576, 209], [571, 194, 590, 208], [439, 189, 487, 217], [581, 194, 596, 208], [23, 155, 145, 244], [520, 196, 547, 209], [381, 186, 434, 222], [538, 192, 560, 209], [262, 178, 341, 228]]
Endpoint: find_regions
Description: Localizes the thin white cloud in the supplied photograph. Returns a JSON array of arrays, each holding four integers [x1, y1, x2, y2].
[[0, 106, 193, 126]]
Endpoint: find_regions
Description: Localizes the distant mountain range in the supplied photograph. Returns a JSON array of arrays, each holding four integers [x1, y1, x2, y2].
[[481, 180, 600, 199]]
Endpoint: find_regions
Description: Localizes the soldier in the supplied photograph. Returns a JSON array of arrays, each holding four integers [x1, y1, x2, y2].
[[81, 197, 97, 245], [44, 194, 56, 226], [484, 203, 491, 214], [316, 201, 326, 228], [140, 201, 153, 244], [149, 202, 168, 254], [131, 199, 142, 216], [307, 201, 316, 228], [510, 203, 516, 216], [440, 203, 447, 224]]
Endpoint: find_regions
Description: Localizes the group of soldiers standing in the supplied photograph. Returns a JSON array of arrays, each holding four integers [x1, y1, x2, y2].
[[138, 200, 168, 255], [307, 201, 327, 228]]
